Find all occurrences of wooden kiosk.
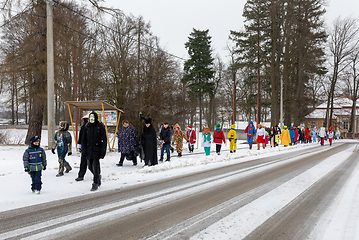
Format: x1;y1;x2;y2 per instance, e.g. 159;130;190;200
66;101;124;151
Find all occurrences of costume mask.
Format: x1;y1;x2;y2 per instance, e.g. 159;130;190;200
89;114;95;123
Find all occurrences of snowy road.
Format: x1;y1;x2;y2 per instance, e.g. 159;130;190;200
1;142;358;239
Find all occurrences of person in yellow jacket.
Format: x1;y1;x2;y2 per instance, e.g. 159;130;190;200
227;124;237;153
280;125;291;146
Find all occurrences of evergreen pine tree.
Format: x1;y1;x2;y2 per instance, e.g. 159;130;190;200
183;28;215;131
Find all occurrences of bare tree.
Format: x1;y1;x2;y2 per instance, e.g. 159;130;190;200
326;17;359;128
343;47;359;134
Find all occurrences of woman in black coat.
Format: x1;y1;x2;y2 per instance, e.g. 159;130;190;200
142;118;158;166
269;126;277;147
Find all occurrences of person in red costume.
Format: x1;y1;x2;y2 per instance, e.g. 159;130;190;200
186;126;196;153
213;123;226;155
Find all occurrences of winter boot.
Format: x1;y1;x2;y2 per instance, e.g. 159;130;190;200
178;152;182;157
75;177;84;181
116;163;123;166
98;175;102;187
230;151;233;153
159;158;163;162
165;158;170;162
91;183;98;191
64;162;72;173
56;172;64;177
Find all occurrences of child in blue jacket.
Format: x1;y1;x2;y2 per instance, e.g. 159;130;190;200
23;136;47;194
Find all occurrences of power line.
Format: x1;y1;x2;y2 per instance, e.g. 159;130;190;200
0;2;39;29
52;0;186;61
53;19;104;47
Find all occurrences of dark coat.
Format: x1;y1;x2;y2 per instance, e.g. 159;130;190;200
82;112;107;160
78;118;88;146
142;124;158;166
159;127;171;144
117;124;138;155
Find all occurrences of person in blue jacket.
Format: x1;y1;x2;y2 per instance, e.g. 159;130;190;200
23;136;47;194
312;127;318;143
289;126;295;145
244;121;256;149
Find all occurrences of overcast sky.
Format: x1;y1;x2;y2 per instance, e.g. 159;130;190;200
103;0;359;61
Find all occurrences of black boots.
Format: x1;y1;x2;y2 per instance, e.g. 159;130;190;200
91;183;98;191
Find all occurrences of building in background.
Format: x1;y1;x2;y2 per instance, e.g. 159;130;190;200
304;98;359;135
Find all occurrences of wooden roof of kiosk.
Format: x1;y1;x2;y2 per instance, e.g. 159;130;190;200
66;101;124;151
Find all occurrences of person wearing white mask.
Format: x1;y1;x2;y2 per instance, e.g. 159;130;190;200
82;111;107;191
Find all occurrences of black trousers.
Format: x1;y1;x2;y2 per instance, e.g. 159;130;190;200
88;158;101;185
119;151;137;165
216;144;221;153
78;154;87;178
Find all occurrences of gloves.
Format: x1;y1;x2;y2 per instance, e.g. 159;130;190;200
51;149;55;154
68;152;72;156
43;166;46;170
24;167;29;172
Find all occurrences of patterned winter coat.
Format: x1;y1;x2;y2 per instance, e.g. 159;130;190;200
117;124;139;155
172;123;188;153
54;131;72;158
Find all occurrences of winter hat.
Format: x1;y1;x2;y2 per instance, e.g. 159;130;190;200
29;135;40;143
59;121;69;131
145;118;152;124
204;127;210;134
230;124;236;129
216;123;221;128
283;125;287;129
188;126;192;130
306;126;309;129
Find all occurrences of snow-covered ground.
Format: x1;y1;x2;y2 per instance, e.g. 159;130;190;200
1;129;359;239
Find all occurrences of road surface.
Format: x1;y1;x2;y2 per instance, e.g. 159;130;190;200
0;142;357;239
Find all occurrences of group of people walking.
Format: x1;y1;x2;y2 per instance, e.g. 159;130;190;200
22;111;107;193
22;115;341;194
244;121;339;149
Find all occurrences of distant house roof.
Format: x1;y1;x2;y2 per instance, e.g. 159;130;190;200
305;98;359;119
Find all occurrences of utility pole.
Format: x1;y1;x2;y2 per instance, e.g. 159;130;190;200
47;0;55;149
256;72;259;128
280;75;283;128
232;79;235;124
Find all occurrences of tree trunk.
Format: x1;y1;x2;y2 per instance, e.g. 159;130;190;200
25;2;47;144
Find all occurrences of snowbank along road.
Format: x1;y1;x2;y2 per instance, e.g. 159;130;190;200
0;142;358;240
